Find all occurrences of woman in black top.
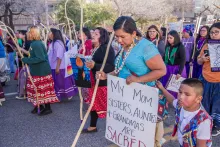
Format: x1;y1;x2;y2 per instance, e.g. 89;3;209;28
162;30;186;97
83;27;115;133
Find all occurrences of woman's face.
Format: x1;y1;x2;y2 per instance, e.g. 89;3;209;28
92;29;100;44
148;28;157;39
210;27;220;40
48;32;53;40
114;28;136;49
78;32;87;41
200;27;208;37
182;32;190;38
167;34;175;45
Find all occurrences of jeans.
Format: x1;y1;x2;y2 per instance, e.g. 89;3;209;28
8;52;15;73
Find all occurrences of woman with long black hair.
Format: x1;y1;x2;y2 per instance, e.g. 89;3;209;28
83;27;115;133
162;30;186;97
48;28;78;101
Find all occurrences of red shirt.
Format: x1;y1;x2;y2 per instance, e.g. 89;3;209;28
79;39;93;56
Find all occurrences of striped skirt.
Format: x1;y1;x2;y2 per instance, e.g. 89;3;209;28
26;74;59;106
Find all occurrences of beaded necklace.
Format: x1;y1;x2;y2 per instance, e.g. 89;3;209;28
91;45;100;57
196;39;205;51
114;42;136;74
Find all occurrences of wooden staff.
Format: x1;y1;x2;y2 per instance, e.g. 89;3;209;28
71;28;115;147
164;16;168;45
78;0;86;123
71;1;122;143
0;22;40;113
188;17;201;78
65;0;73;49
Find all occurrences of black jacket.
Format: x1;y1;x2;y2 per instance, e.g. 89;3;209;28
92;44;115;86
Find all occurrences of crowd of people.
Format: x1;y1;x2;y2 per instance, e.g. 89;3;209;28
0;16;220;147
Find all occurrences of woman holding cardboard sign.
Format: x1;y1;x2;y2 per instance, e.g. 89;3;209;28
97;16;167;147
197;22;220;137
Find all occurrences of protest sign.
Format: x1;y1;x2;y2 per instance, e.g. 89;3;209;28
166;74;185;93
168;21;182;32
208;40;220;72
70;54;92;88
106;75;159;147
64;44;78;78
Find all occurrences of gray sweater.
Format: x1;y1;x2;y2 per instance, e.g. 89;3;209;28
152;40;165;57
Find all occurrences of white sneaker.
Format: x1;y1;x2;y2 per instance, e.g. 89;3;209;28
0;98;5;102
68;96;73;100
15;96;26;100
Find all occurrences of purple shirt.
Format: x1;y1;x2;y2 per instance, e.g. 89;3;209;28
182;37;194;62
48;40;66;69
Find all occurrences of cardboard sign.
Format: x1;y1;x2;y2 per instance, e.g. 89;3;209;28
106;75;159;147
64;45;78;78
70;55;92;88
166;74;185;92
208;40;220;72
168;21;182;32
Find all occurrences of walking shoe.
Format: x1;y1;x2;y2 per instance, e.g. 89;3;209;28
82;128;98;133
31;105;44;114
212;127;220;137
38;104;52;116
68;96;73;100
15;96;26;100
38;109;52;116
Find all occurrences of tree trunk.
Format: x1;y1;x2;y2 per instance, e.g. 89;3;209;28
3;4;9;27
9;9;15;31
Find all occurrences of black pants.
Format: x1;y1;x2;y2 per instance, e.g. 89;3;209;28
90;111;98;127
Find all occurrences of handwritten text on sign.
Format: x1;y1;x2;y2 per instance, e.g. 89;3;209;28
105;75;159;147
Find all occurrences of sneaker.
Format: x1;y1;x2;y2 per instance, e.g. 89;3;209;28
68;96;73;100
0;98;5;102
15;96;26;100
212;127;220;137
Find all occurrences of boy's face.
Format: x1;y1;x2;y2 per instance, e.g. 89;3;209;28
178;84;202;110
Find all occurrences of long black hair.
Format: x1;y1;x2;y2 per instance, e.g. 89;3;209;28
196;26;209;43
83;27;92;39
166;30;182;47
113;16;142;37
95;27;109;45
50;28;65;48
161;27;167;37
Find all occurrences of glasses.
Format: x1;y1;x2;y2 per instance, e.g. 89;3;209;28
210;31;219;36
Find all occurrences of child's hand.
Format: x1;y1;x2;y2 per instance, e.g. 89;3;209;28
156;81;164;90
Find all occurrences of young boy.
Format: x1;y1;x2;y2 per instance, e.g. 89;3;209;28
156;78;212;147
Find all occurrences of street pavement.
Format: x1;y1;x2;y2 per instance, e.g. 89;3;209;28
0;76;220;147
